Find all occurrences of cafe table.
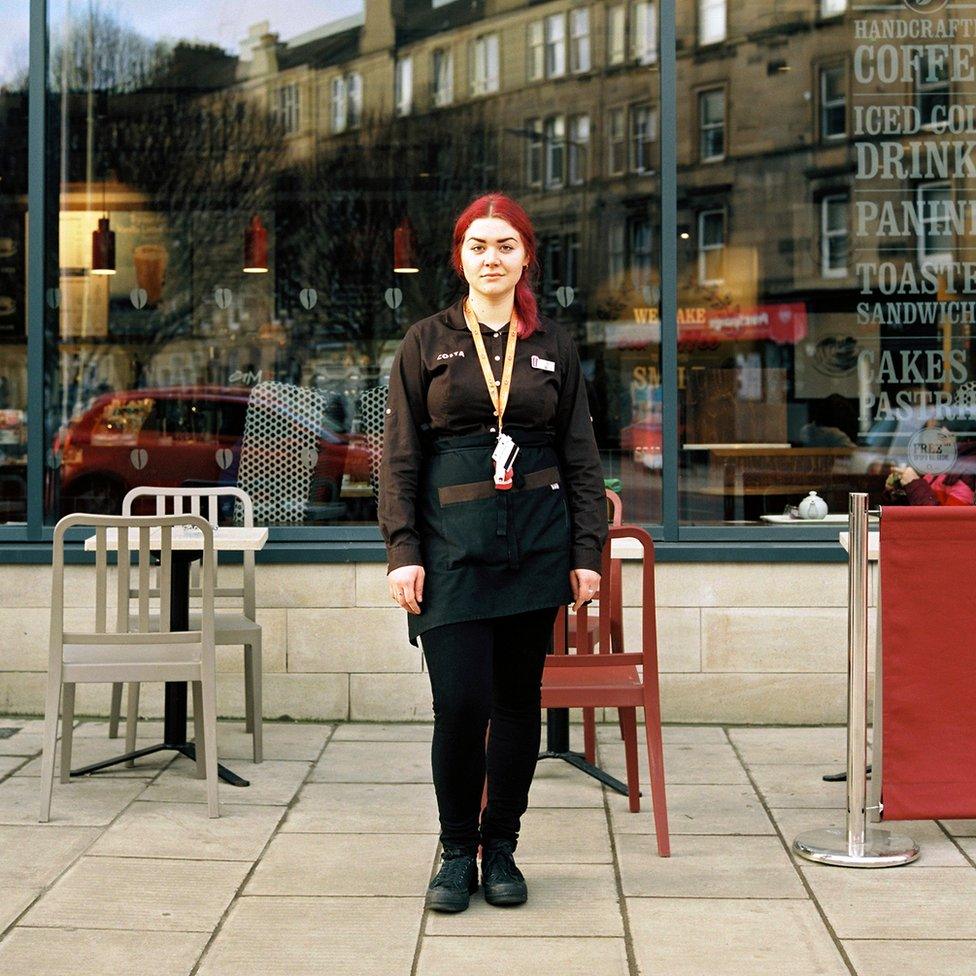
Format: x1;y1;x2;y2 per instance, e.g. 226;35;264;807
73;524;268;786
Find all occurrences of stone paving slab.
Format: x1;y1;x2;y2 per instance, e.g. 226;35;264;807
196;896;424;976
727;726;848;765
0;928;209;976
529;761;605;808
0;825;99;887
517;808;612;863
89;801;285;861
21;855;250;932
0;756;27;778
246;832;438;897
0;776;146;826
769;807;970;867
599;740;750;786
943;819;976;837
281;782;439;834
330;722;434;742
800;865;976;939
416;936;630;976
842;940;976;976
628;898;849;976
425;862;623;937
609;784;775;836
0;735;42;758
596;724;729;745
616;834;806;899
745;762;848;809
309;740;433;784
142;759;310;806
0;889;37;933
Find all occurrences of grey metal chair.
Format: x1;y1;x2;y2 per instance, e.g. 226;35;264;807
40;513;220;821
108;486;263;763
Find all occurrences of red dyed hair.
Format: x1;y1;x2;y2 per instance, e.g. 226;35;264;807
451;192;541;338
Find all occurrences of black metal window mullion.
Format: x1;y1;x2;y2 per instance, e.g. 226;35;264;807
26;0;48;541
659;0;678;541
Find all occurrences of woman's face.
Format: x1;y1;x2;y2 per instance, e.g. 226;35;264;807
459;217;527;303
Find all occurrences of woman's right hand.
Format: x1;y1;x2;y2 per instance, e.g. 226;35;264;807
388;565;425;615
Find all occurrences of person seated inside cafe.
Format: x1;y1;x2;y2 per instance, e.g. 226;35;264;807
886;440;976;506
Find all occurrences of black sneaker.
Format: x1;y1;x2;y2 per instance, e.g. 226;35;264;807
426;846;479;913
481;839;528;907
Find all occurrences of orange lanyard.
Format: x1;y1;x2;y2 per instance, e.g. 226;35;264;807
462;299;519;434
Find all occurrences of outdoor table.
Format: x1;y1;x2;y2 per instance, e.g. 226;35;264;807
540;537;643;797
72;524;268;786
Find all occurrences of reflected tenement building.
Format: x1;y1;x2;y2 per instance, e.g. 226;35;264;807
3;0;974;529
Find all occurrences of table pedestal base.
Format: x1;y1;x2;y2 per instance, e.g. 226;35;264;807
538;708;632;797
70;742;250;787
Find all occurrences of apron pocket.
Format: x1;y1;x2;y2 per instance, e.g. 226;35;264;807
441;494;511;568
512;480;571;558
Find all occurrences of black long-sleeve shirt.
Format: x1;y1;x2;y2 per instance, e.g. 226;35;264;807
379;298;608;573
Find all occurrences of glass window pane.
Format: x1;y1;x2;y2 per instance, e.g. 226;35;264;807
43;0;660;531
0;1;28;524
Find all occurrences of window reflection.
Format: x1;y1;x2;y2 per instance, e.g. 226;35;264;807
44;1;663;526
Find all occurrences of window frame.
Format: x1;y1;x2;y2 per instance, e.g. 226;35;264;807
471;33;500;96
544;114;566;189
545;13;567;79
527;19;545;82
394;56;413;117
630;103;656;174
432;47;454;107
570;7;591;74
607;4;627;65
820;193;849;279
698;0;727;47
697;208;726;285
608;106;627;175
819;63;847;142
632;0;657;65
526;117;544;187
698;87;726;163
568;113;590;185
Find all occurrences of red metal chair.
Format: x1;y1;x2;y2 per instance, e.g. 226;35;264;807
542;525;670;856
568;489;624;764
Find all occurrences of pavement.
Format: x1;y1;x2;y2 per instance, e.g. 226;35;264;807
0;717;974;976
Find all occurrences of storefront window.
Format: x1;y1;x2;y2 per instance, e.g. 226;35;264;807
678;1;976;527
0;2;28;525
44;0;662;528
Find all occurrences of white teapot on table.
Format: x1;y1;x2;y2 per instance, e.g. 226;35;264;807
797;491;829;520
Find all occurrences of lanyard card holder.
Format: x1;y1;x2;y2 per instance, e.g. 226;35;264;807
492;434;519;490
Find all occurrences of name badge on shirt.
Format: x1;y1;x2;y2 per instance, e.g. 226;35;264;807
531;355;555;372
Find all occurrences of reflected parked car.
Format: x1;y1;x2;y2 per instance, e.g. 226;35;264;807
52;386;372;517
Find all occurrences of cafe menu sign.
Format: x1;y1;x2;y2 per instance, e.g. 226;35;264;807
853;0;976;435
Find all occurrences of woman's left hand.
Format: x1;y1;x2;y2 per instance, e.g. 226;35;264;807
571;568;601;612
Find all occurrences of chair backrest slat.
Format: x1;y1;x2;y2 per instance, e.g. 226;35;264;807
159;524;172;633
94;526;107;633
137;526;151;631
114;525;129;634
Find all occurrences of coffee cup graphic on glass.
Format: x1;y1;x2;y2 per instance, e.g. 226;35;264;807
133;244;168;306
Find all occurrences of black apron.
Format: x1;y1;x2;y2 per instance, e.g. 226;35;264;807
408;429;574;645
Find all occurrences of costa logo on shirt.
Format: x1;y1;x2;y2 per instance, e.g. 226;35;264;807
435;350;466;361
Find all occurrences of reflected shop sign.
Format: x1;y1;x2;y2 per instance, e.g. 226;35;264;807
618;302;808;348
853;0;976;472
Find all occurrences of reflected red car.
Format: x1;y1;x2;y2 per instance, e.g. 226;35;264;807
52;386;372;517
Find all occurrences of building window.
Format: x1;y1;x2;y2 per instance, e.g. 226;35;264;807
918;182;953;267
820;65;846;140
569;114;590;185
821;194;848;278
471;34;500;95
528;20;545;81
546;14;567;78
608;108;626;175
698;209;726;284
432;48;453;107
527;118;543;186
570;8;591;73
698;0;726;46
633;1;656;64
567;233;580;289
608;4;626;65
609;223;626;285
821;0;847;16
630;105;656;174
272;83;299;135
330;74;360;133
699;88;725;162
474;127;498;187
630;219;653;288
544;115;566;188
395;56;413;117
543;236;565;295
915;49;950;128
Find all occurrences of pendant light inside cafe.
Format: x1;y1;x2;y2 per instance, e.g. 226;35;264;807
393;216;419;274
243;214;269;274
91;177;115;275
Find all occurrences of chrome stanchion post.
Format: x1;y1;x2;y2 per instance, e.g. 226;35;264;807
793;493;919;868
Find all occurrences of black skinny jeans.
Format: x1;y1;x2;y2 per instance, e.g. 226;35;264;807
420;605;559;853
